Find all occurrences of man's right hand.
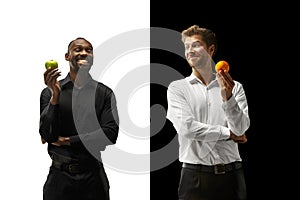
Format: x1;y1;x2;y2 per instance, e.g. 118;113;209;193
229;131;247;144
44;68;61;104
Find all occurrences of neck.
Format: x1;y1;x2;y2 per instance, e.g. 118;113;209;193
192;66;213;86
69;67;90;89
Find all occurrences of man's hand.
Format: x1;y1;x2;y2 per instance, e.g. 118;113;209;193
44;68;61;104
41;137;46;144
216;70;235;101
229;131;247;144
51;136;71;146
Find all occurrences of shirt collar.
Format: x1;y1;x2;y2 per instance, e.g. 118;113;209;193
186;73;201;84
60;73;72;87
60;73;95;89
187;73;218;85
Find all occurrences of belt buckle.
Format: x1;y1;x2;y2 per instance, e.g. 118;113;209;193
214;164;225;175
68;164;80;174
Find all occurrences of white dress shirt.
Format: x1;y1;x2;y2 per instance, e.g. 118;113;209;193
166;73;250;165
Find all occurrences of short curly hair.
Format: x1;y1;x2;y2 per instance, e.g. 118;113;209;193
67;37;93;52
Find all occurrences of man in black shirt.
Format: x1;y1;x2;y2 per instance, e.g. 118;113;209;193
40;37;119;200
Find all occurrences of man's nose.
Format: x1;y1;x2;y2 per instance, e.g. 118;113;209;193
187;46;194;53
80;49;88;55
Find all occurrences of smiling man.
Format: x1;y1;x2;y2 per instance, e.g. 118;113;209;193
166;25;249;200
39;37;119;200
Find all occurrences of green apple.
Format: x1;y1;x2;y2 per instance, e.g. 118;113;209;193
45;60;58;69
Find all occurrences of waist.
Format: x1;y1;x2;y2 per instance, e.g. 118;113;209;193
48;148;101;162
50;152;101;174
183;161;242;175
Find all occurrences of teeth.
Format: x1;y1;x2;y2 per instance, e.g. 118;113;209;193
78;60;88;64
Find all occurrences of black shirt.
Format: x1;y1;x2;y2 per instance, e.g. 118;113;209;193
39;73;119;163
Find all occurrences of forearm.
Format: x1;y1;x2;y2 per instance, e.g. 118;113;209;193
69;125;119;150
39;103;60;143
168;113;230;141
223;95;250;136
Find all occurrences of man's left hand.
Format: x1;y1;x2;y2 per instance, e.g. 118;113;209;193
216;70;235;101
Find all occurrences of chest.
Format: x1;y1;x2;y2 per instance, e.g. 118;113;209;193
58;87;105;117
187;84;221;108
183;83;226;123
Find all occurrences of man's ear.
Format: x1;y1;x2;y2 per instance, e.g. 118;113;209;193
208;45;215;57
65;53;69;61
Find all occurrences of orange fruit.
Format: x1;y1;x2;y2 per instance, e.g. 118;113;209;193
215;60;230;72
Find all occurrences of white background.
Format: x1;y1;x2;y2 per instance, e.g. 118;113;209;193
0;0;150;199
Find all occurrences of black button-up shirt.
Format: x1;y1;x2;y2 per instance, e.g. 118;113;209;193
39;73;119;163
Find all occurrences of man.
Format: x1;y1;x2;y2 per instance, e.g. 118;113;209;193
166;25;249;199
40;37;119;200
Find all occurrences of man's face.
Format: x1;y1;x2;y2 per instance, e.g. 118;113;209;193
66;39;94;72
184;35;211;68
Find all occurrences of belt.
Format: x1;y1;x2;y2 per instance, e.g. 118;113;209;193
51;160;87;174
183;161;242;175
50;153;100;174
50;152;79;163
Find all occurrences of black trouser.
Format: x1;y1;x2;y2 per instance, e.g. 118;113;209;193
178;162;247;200
43;162;110;200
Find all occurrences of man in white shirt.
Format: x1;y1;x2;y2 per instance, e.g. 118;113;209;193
167;25;249;200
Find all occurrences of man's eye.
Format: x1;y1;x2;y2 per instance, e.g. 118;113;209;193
192;43;200;48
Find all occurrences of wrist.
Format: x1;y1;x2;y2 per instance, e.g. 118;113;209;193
229;131;235;140
50;94;59;105
65;137;70;146
225;93;233;101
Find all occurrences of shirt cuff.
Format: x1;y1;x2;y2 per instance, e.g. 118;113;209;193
47;103;59;114
69;135;83;147
222;95;236;110
220;126;231;140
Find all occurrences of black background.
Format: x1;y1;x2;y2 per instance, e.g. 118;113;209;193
150;2;296;199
